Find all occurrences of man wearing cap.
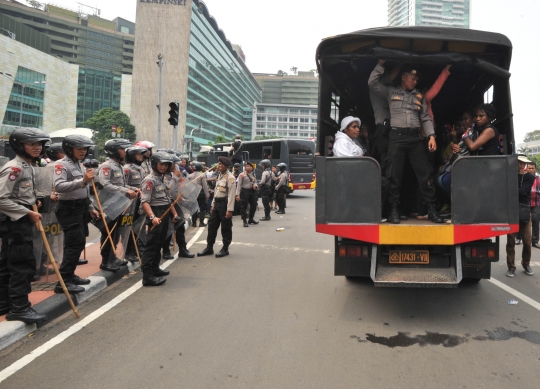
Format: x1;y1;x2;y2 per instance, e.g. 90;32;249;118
198;156;236;258
369;60;443;224
236;162;259;227
506;154;535;277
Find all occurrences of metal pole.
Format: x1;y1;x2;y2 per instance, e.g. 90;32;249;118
157;54;163;148
19;83;25;128
189;128;194;161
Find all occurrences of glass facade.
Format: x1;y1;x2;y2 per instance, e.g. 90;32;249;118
76;68;122;125
254;104;317;140
2;66;45;129
186;1;261;148
388;0;470;28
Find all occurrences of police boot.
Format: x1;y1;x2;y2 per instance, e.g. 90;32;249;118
179;247;195;258
153;268;170;277
192;219;197;228
260;212;271;221
162;249;174;260
77;259;88;265
142;274;166;287
200;217;207;227
216;246;229;258
54;280;85;294
276;209;285;214
197;246;214;257
125;253;139;263
243;219;249;227
100;259;120;272
428;203;444;223
388;203;400;224
248;218;259;225
6;307;47;324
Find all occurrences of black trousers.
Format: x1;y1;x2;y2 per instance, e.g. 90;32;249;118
276;187;287;211
56;203;90;279
261;187;271;216
0;216;35;312
372;123;389;174
99;218;117;264
240;188;257;220
386;130;436;205
192;194;207;223
206;198;232;248
142;207;171;275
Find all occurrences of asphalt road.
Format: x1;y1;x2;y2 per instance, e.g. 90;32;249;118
1;191;539;388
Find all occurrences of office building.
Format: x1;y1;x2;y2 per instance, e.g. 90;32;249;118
131;0;261;151
0;0;135;127
517;140;540;157
0;34;78;135
254;71;319;106
253;103;318;141
388;0;470;28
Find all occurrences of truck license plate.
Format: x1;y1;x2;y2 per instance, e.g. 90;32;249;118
298;185;306;189
389;250;429;264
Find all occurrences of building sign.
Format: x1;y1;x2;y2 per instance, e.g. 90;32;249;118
140;0;187;5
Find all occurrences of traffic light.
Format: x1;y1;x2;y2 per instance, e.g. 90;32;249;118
168;102;179;126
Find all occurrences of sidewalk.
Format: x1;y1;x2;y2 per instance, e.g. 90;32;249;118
0;222;198;352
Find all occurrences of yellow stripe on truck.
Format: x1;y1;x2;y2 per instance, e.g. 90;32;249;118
379;224;454;245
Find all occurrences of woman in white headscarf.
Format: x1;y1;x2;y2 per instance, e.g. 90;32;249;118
332;116;366;157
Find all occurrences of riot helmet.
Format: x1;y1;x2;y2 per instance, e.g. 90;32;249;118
192;161;203;172
125;146;148;164
260;159;271;169
62;135;94;159
134;140;155;159
9;128;50;161
150;151;173;171
46;142;64;161
104;138;132;159
277;162;287;172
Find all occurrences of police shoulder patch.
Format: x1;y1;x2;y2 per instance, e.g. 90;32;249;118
145;181;153;192
102;167;110;176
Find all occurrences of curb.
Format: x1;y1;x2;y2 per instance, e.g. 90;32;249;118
0;261;141;352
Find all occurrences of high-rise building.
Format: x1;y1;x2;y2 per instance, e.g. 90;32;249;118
131;0;261;151
254;71;319;106
388;0;470;28
0;0;135;127
253;103;318;141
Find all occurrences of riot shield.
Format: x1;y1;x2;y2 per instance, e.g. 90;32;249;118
108;199;137;266
90;189;132;230
132;213;149;246
176;180;201;220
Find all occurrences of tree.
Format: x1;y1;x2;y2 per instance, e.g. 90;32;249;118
523;130;540;143
83;108;136;156
277;70;288;76
518;146;528;154
290;66;298;75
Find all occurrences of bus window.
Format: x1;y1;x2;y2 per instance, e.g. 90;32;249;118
268;141;281;159
287;140;314;155
243;143;263;161
262;146;272;159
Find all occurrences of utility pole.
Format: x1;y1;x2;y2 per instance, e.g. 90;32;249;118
156;54;164;148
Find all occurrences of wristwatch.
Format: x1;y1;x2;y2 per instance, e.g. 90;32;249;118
149;215;155;220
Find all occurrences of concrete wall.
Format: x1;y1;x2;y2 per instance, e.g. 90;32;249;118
120;74;132;118
0;35;78;135
131;0;192;147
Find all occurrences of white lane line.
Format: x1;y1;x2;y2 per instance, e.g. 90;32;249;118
0;228;206;384
194;240;332;254
488;277;540;312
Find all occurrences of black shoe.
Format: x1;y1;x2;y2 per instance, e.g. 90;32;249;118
276;210;285;214
54;281;85;294
153;269;170;277
6;307;47;324
162;252;174;260
71;275;91;285
260;216;271;221
100;263;120;272
388;204;400;224
248;219;259;225
192;221;197;228
114;259;129;267
197;246;214;257
523;264;534;276
77;259;88;265
125;253;139;263
200;221;207;227
515;238;521;245
142;275;166;286
243;220;249;227
33;274;41;282
179;249;195;258
427;204;444;223
215;248;229;258
532;242;540;249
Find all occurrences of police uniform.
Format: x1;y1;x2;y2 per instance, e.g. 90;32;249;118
236;168;258;223
124;162;145;261
0;155;39;314
189;171;209;226
368;64;439;220
275;170;289;213
54;157;95;282
259;168;275;220
98;158;138;266
141;172;173;276
200;160;236;256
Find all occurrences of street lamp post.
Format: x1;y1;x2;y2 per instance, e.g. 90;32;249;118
189;124;203;161
156;54;164;148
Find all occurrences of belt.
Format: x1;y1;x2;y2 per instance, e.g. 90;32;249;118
59;199;89;206
15;203;32;210
214;197;227;202
391;127;420;135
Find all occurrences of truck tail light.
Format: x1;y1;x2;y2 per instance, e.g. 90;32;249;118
463;244;496;259
338;245;370;258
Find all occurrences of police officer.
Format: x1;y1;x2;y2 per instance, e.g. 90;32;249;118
123;146;147;263
369;60;443;224
161;152;181;259
134;140;155;176
140;152;183;286
189;162;209;227
98;138;138;271
45;142;65;162
54;135;100;294
229;135;243;167
197;156;236;258
275;163;289;214
0;128;49;323
236;161;259;227
259;159;275;221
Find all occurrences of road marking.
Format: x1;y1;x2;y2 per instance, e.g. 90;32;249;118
0;227;206;383
498;261;540;267
195;240;332;254
488;277;540;312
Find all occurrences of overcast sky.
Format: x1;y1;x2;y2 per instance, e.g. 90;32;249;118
44;0;540;143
